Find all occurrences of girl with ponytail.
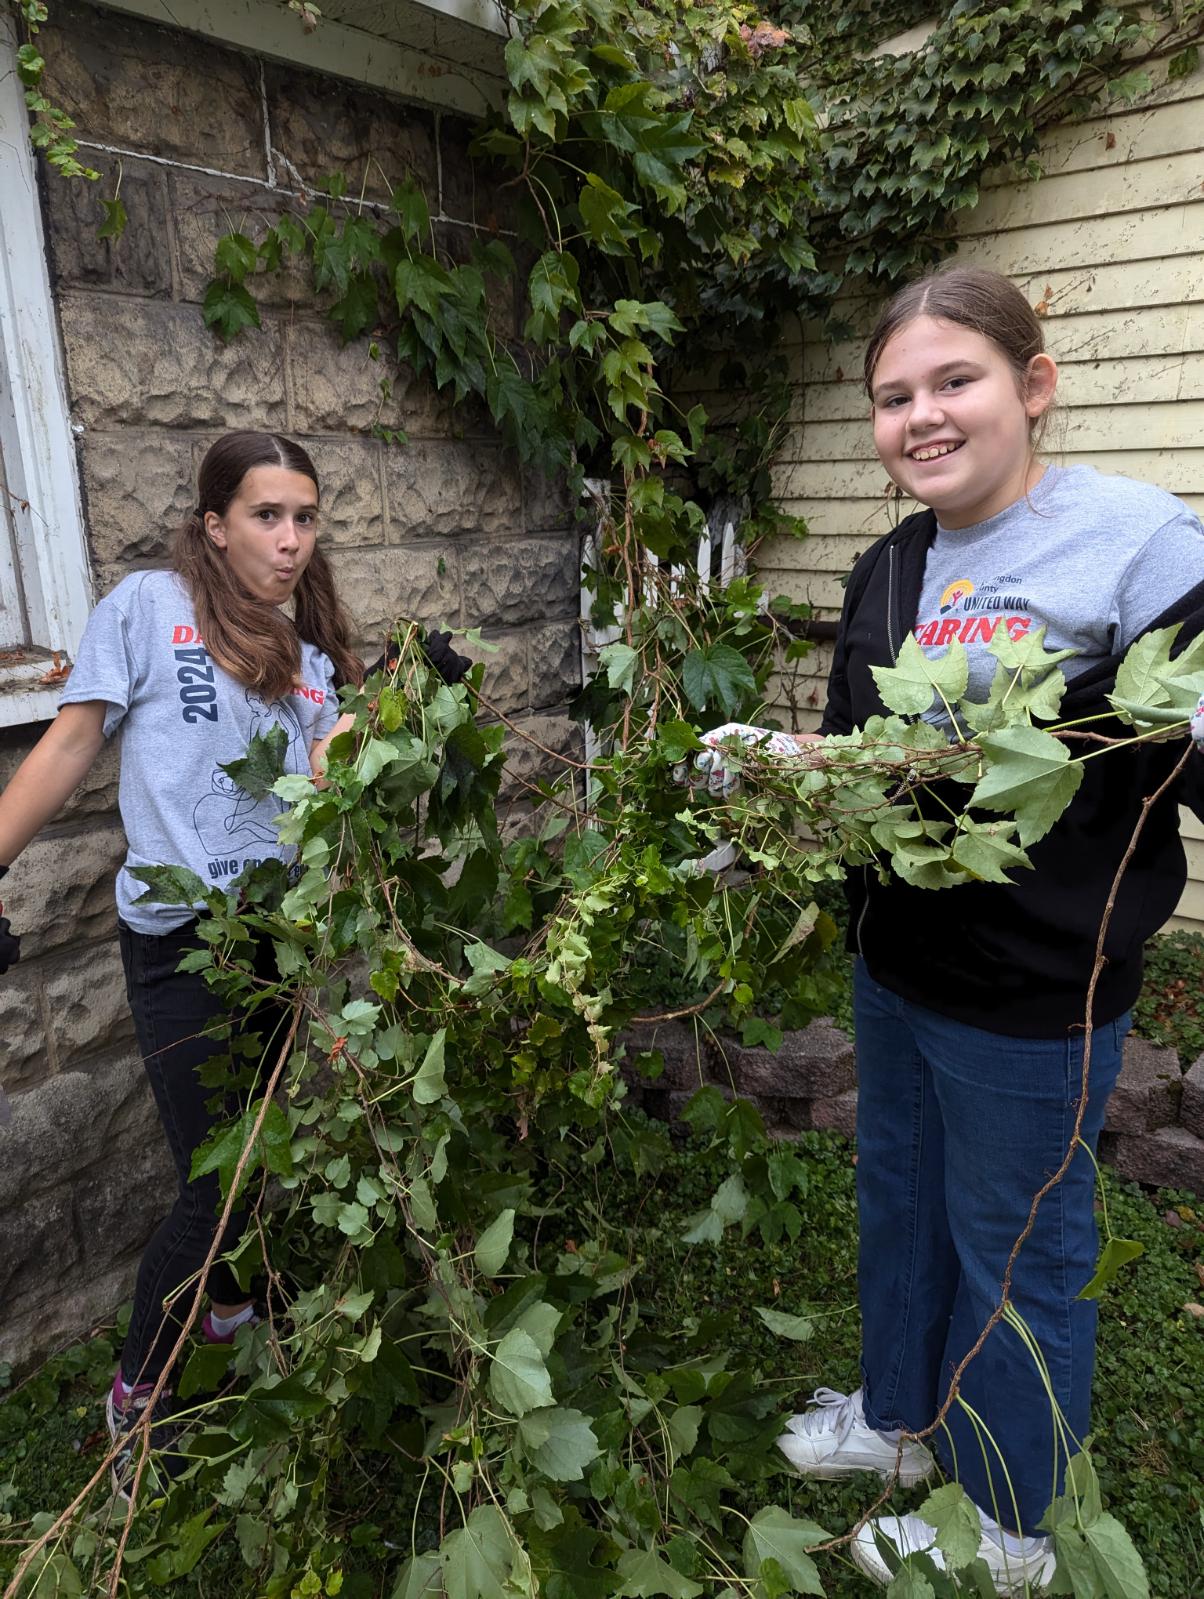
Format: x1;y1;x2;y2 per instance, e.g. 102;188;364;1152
0;431;364;1497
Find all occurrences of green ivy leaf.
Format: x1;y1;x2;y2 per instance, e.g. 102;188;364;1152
600;642;640;696
220;724;289;800
742;1506;828;1596
441;1506;514;1599
871;634;968;718
1076;1236;1144;1300
969;726;1084;846
412;1029;447;1104
214;231;258;283
615;1548;703;1598
97;195;127;241
753;1306;814;1341
916;1483;982;1570
518;1405;601;1480
488;1327;554;1416
681;644;756;715
474;1207;516;1276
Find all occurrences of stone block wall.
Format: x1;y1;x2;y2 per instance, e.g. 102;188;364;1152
0;0;580;1365
625;1021;1204;1195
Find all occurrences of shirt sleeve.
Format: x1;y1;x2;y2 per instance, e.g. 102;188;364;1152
1110;509;1204;650
58;587;139;738
311;651;340;744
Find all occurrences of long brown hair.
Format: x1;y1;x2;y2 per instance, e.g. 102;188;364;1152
174;432;362;701
863;265;1052;446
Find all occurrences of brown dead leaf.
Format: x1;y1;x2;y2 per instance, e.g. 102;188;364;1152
1182;1301;1204;1319
1195;1261;1204;1289
1105;131;1117;150
38;650;71;685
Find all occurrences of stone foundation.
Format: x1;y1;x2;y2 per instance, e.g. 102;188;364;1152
624;1020;1204;1196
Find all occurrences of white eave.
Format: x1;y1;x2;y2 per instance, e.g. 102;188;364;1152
98;0;511;117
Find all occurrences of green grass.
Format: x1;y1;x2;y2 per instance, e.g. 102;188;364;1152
2;1126;1201;1596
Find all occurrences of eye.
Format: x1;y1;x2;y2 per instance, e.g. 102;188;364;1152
942;375;971;391
881;394;909;408
256;508;276;522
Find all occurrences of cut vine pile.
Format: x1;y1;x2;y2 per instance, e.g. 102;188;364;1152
7;618;1202;1599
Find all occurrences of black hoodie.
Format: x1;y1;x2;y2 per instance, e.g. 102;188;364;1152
821;508;1204;1036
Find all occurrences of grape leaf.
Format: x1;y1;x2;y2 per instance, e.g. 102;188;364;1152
488;1328;554;1416
916;1483;982;1570
742;1506;828;1595
969;725;1084;845
517;1405;601;1481
871;634;969;717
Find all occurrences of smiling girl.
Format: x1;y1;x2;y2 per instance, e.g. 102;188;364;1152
694;267;1204;1592
0;431;362;1495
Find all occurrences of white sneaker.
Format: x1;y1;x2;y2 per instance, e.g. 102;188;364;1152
851;1511;1057;1595
776;1387;935;1487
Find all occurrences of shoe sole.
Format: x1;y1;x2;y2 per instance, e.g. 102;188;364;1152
777;1443;935;1488
849;1532;1052;1596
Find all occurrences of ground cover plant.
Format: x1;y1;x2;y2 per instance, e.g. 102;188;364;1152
2;1125;1202;1597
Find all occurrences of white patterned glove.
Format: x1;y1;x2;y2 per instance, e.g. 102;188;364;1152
1192;694;1204;749
674;722;804;797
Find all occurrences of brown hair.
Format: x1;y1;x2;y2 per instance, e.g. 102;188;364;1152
174;431;362;701
863;265;1049;440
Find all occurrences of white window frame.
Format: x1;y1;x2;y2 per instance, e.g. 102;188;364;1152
0;12;94;726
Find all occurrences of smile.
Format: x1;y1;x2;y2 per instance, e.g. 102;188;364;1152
909;441;965;462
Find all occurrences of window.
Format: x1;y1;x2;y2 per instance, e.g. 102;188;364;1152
0;13;93;725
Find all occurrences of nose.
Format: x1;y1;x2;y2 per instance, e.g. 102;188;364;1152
908;388;945;431
277;518;302;551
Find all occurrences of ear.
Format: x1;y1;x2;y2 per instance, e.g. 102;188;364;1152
1024;352;1058;419
204;511;228;550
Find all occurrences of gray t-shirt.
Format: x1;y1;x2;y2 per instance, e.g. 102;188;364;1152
61;571;339;932
915;465;1204;722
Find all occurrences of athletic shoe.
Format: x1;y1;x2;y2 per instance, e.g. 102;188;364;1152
851;1511;1057;1594
105;1370;188;1501
776;1386;935;1487
200;1307;262;1345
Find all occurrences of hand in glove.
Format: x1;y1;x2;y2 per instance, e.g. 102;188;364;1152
0;866;18;976
367;628;473;687
674;722;808;798
1192;694;1204;750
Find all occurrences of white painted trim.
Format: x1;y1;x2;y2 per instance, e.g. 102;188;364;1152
96;0;507;118
0;15;94;729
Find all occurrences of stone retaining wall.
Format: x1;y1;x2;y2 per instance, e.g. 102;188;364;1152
0;0;580;1365
625;1019;1204;1194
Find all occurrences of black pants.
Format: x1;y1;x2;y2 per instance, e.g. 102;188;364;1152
118;919;278;1387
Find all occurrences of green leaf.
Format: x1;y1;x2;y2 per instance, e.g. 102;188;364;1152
391;1554;443;1599
680;644;756;715
128;862;210;908
599;641;639;696
1112;627;1177;711
616;1548;703;1598
518;1405;601;1481
969;725;1085;846
916;1483;981;1570
885;1571;935;1598
178;1340;234;1400
949;817;1030;884
871;634;968;718
215;231;258;283
753;1306;814;1341
1076;1236;1144;1300
1054;1512;1150;1599
743;1506;829;1595
441;1506;514;1599
98;196;127;241
474;1208;516;1276
488;1327;554;1417
413;1028;447;1104
220;724;289;800
666;1404;701;1459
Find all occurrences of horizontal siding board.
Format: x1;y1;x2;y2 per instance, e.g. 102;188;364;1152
959;150;1204;236
956;200;1204;277
983;89;1204;185
777;451;1204;497
806;353;1204;421
796;402;1204;462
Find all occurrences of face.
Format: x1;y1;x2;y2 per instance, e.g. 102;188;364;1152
870;315;1057;529
204;464;319;603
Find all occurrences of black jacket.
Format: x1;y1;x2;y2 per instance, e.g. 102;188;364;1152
821;508;1204;1036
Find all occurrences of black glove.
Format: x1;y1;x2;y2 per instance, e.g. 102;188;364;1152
0;866;18;975
367;628;473;686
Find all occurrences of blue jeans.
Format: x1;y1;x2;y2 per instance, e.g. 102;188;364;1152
853;961;1127;1534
